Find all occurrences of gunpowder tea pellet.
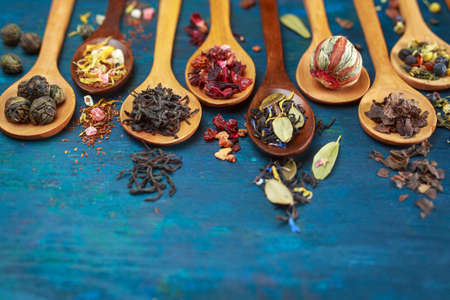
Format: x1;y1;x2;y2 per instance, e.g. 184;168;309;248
29;96;56;125
17;75;50;101
49;84;65;105
20;32;41;54
4;96;30;123
1;24;21;46
0;53;22;74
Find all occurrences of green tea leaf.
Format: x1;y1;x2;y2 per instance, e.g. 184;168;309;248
272;117;293;143
280;14;311;39
259;93;286;111
281;159;297;182
312;136;341;180
264;179;294;205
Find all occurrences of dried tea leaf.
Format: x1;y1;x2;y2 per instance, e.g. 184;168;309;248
377;168;390;178
398;194;409;202
281;159;297;182
312;136;341;180
289;106;305;129
259;93;286;111
280;14;311;39
264;179;294;205
272;117;293;143
335;17;354;29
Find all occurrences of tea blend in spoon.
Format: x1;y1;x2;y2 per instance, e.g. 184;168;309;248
249;92;305;147
122;83;199;139
365;92;429;138
187;45;253;99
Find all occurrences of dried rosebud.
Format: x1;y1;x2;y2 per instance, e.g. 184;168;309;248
91;107;105;121
1;24;22;46
4;96;30;123
49;84;65;105
0;53;22;74
20;32;41;54
17;75;50;101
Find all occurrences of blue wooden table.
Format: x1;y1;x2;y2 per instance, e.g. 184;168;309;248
0;0;449;299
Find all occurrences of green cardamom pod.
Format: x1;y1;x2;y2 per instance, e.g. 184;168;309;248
312;136;341;180
280;14;311;39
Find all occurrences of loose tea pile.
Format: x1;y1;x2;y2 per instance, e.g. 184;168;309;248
184;13;208;46
250;92;305;147
398;40;449;80
253;158;318;233
123;84;199;138
203;114;247;163
427;92;449;129
365;92;428;138
73;37;127;87
118;145;182;202
188;45;253;99
370;140;445;218
79;98;119;146
4;75;65;125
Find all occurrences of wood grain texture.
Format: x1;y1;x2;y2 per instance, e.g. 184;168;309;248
70;0;134;95
353;0;436;146
0;0;76;140
184;0;256;107
0;0;449;299
120;0;202;146
390;0;450;91
246;0;315;157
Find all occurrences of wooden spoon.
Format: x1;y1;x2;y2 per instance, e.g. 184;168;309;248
0;0;76;140
390;0;449;91
70;0;134;95
120;0;202;146
353;0;436;146
296;0;370;104
184;0;256;107
246;0;315;157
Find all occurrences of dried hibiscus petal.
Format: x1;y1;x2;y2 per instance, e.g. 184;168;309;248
184;13;209;46
203;128;217;141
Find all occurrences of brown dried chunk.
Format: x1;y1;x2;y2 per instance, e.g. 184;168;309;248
335;17;354;29
240;0;256;9
398;194;409;202
369;150;384;162
391;174;406;189
377;168;390;178
415;198;434;217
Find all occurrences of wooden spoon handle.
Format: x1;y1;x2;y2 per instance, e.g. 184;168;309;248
398;0;428;36
259;0;287;78
150;0;181;74
303;0;332;45
90;0;126;40
209;0;233;39
353;0;394;81
35;0;75;71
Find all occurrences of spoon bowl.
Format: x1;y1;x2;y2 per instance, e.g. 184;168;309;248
70;0;134;95
0;0;76;140
296;0;370;104
390;0;449;91
184;0;256;107
120;0;202;146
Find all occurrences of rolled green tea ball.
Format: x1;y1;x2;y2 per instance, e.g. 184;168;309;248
17;75;50;101
4;96;30;123
29;96;56;125
1;24;22;46
79;24;94;40
49;84;65;105
0;53;22;74
20;32;41;54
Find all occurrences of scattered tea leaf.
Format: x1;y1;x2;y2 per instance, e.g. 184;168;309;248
377;168;390;178
280;14;311;39
272;117;293;143
264;179;294;205
398;194;409;202
281;159;297;182
312;136;341;180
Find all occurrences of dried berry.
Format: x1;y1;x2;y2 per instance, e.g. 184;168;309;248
0;53;22;74
49;84;65;105
435;56;448;67
404;55;417;65
17;75;50;101
20;32;41;54
29;96;56;125
1;24;21;46
398;49;411;61
4;96;30;123
433;63;447;77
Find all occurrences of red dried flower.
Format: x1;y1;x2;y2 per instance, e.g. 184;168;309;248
203;128;218;141
184;13;209;46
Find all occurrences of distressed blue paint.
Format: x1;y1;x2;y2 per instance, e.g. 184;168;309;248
0;0;449;299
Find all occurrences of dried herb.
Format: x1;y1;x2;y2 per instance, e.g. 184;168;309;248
4;96;30;123
0;53;22;74
49;84;65;106
188;45;253;99
365;92;428;138
398;194;409;202
117;145;182;202
29;96;56;125
1;24;22;46
427;92;450;130
312;136;341;180
17;75;50;101
123;84;199;138
280;14;310;39
281;159;297;182
316;118;336;135
377;168;390;178
20;33;41;54
335;17;354;29
184;13;208;46
415;198;434;218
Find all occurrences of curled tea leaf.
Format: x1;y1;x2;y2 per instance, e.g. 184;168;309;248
264;179;294;205
281;159;297;182
312;136;341;180
272;117;293;143
280;14;311;39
